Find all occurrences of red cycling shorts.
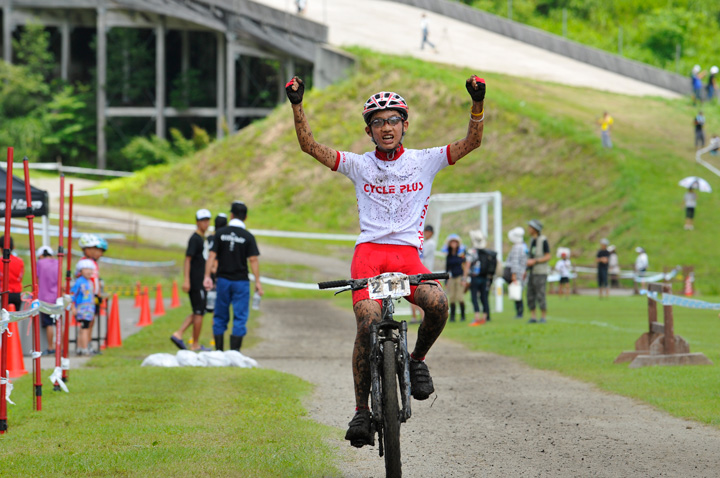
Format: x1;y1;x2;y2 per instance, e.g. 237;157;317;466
350;242;433;306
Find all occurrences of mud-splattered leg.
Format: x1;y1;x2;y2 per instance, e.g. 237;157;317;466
352;299;382;408
412;283;449;359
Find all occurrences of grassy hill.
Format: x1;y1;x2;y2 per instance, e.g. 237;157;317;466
94;48;720;290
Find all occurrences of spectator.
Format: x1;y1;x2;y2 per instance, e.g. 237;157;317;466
203;201;262;352
420;13;437;52
465;229;498;326
205;213;228;315
0;235;24;312
691;65;705;105
75;234;107;354
526;219;551;324
442;234;466;322
596;238;610;299
694;111;706;149
707;66;718;102
684;185;697;230
608;245;620;288
171;209;212;351
72;259;97;356
295;0;306;14
506;227;527;319
634;246;649;290
36;245;59;355
598;111;613;148
411;225;437;323
554;248;572;299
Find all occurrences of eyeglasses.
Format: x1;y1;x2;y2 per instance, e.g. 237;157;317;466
369;116;404;128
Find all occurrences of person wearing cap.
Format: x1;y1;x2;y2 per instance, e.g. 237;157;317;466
596;238;611;299
554;248;572;299
204;213;228;315
506;227;527;319
634;247;649;290
36;245;59;355
0;235;24;313
691;65;705;106
72;259;97;355
76;234;107;353
707;66;718;102
526;220;551;323
465;229;498;326
608;245;620;288
203;201;262;353
171;209;212;351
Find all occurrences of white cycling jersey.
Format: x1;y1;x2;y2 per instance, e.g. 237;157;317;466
333;145;453;251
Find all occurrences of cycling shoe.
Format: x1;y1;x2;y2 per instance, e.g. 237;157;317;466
410;359;435;400
345;409;375;448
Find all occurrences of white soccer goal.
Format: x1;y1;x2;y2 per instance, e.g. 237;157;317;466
425;192;504;312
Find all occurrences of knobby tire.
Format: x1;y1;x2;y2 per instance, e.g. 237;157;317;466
382;339;402;477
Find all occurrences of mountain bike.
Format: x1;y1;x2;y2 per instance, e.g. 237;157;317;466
318;271;448;478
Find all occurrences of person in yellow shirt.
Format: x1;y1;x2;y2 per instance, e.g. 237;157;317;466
599;111;613;148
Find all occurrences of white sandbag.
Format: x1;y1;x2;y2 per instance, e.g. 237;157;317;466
176;350;205;367
141;353;180;367
224;350;259;368
198;350;231;367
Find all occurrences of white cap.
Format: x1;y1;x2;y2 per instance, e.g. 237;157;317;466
711;66;719;75
635;246;644;253
77;258;95;270
36;245;54;256
693;65;701;74
196;208;211;220
600;238;609;245
507;226;525;244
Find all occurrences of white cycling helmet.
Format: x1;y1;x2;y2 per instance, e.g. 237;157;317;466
362;92;409;125
78;233;101;249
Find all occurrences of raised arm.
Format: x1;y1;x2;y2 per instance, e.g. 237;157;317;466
448;75;486;164
285;77;338;169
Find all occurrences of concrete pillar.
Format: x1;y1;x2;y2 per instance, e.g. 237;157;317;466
96;3;107;170
281;58;295;103
155;17;166;139
216;31;225;138
3;0;12;64
60;17;70;81
225;33;235;133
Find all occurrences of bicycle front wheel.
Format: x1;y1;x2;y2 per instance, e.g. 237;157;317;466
382;340;402;477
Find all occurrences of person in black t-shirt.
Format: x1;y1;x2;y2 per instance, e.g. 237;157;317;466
596;238;611;299
203;201;262;352
171;209;212;351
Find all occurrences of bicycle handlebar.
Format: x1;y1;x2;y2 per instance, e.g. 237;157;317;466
317;272;449;290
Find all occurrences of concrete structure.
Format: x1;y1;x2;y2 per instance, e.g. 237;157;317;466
0;0;355;168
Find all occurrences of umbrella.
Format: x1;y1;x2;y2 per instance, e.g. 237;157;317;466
678;176;712;193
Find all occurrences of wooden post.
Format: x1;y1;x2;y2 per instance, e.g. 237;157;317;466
216;31;225;138
96;2;107;170
155;17;166;139
662;283;675;354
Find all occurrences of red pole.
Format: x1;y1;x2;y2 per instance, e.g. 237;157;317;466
22;158;42;410
54;176;64;391
1;147;14;434
62;184;73;382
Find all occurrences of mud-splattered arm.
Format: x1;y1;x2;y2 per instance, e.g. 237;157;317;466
448;75;485;164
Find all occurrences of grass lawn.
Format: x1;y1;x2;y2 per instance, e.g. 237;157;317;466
0;305;341;478
439;292;720;427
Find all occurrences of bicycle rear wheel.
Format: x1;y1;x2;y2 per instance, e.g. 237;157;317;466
382;340;402;477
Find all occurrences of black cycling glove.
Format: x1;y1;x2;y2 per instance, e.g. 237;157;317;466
285;76;305;105
465;75;486;102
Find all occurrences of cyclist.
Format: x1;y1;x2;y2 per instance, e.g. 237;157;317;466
286;74;486;447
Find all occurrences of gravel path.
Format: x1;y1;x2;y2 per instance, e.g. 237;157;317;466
249;299;720;477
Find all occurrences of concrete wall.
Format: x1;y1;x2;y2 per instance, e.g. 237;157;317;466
390;0;691;95
314;46;356;90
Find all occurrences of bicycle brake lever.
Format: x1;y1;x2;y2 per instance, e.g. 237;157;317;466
333;287;352;296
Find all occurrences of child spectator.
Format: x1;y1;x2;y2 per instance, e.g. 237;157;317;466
0;235;24;312
75;234;107;353
554;248;572;299
72;259;97;355
36;245;59;355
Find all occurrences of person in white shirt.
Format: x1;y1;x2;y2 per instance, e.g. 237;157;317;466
554;249;572;299
286;74;486;448
634;246;649;289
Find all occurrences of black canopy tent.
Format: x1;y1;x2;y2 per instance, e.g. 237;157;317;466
0;168;49;218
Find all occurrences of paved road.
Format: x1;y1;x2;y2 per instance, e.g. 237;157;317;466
257;0;678;98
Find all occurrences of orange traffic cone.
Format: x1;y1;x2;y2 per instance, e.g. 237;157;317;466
103;294;122;349
170;280;181;308
136;287;152;327
134;282;141;308
69;311;78;327
3;305;28;378
153;283;166;317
